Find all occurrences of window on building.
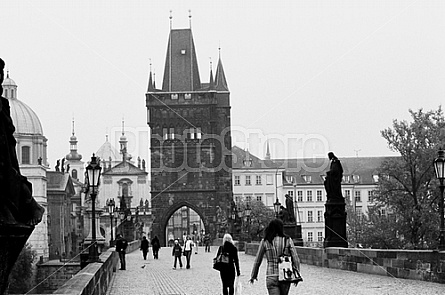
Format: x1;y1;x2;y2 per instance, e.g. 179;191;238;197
368;190;373;202
266;174;274;185
4;89;7;97
72;169;78;180
307;191;313;202
234;194;242;203
343;175;350;183
353;175;360;183
355;191;361;202
256;175;262;185
196;127;202;139
373;174;379;183
317;232;323;242
171;94;178;99
185;93;191;99
234;175;240;186
307;211;313;222
256;194;262;202
21;146;30;164
317;210;323;222
163;127;168;140
245;194;252;203
287;191;294;197
316;190;323;202
302;175;312;183
344;190;351;202
356;207;363;218
266;194;274;206
308;232;313;242
169;127;175;139
245;175;251;185
297;191;303;202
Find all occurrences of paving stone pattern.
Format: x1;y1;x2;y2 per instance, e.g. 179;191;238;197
107;246;444;295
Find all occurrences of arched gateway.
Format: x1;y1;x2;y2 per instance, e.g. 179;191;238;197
146;19;233;246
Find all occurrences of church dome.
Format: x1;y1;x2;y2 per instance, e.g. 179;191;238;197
2;76;44;135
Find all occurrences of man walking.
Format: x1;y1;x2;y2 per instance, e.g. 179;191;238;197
115;234;128;270
140;236;149;260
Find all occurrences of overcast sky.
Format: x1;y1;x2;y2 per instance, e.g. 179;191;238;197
2;0;445;168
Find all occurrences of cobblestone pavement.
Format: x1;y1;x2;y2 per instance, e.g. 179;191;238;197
107;246;444;295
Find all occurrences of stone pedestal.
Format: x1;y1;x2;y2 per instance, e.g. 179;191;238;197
0;224;34;294
283;224;304;246
324;200;348;248
83;208;106;253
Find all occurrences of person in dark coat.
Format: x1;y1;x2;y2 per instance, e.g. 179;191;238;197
115;234;128;270
151;235;160;259
204;233;211;252
217;233;240;295
172;239;183;269
140;236;149;260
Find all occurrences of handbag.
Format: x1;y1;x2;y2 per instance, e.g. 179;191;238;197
277;237;303;282
213;246;230;271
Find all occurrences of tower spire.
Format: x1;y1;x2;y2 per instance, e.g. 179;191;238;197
189;9;192;28
147;59;155;91
265;140;271;160
209;58;214;90
215;48;229;91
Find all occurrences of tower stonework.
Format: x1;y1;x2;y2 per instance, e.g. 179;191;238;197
146;26;233;245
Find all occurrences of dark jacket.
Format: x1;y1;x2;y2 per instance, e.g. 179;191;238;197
140;238;149;251
151;237;160;250
217;241;240;276
116;237;128;253
172;244;182;257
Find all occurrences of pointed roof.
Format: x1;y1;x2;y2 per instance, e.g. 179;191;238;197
209;67;215;90
162;28;201;92
215;57;229;91
147;71;155;92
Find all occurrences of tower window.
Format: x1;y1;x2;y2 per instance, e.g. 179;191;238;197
72;169;78;180
171;94;178;100
185;93;191;99
4;89;7;98
21;146;30;164
181;49;186;55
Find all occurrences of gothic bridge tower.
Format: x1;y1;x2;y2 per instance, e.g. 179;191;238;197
146;18;233;245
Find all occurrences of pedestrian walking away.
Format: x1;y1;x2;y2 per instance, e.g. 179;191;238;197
172;239;183;269
183;236;194;269
151;235;160;259
204;233;211;252
216;233;240;295
140;236;149;260
115;234;128;270
249;219;301;295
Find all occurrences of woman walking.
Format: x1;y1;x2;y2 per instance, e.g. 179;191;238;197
217;233;240;295
249;219;301;295
183;236;194;269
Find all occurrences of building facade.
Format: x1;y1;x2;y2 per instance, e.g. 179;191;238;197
232;146;396;246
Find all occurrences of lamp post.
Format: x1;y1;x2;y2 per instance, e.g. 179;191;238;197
274;198;281;219
85;154;102;262
433;149;445;251
106;199;115;246
245;204;251;242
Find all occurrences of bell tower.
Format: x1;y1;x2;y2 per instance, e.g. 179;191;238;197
146;15;233;245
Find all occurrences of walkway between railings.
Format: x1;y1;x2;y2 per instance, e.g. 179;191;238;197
106;245;444;295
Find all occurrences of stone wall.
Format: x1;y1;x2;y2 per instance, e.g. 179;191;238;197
32;240;139;294
245;243;445;284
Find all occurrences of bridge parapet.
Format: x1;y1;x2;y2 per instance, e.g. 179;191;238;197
245;243;445;284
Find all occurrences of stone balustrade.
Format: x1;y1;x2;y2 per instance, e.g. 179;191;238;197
245;243;445;284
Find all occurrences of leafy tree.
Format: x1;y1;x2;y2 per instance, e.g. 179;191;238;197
235;200;275;241
375;107;445;249
8;243;36;294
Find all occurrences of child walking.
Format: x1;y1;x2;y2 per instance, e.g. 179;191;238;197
172;239;183;269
